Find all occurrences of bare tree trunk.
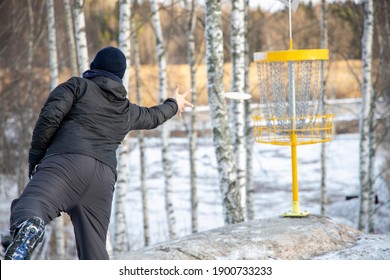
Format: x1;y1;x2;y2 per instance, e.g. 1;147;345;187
183;0;198;233
205;0;243;224
369;0;390;234
113;0;132;253
17;0;35;196
119;0;131;90
131;5;150;247
47;0;58;90
358;0;374;232
367;95;376;234
243;0;254;221
320;0;328;216
230;0;247;220
26;0;35;118
150;0;176;239
370;0;390;232
46;0;65;259
63;0;78;76
73;0;89;74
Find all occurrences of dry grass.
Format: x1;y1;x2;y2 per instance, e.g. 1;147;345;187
326;59;362;99
128;59;362;107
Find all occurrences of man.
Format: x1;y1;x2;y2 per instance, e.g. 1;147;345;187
5;46;192;260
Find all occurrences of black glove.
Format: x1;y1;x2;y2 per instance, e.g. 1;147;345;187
28;164;36;179
28;148;46;179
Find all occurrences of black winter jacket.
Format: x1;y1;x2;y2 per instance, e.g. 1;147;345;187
29;76;178;175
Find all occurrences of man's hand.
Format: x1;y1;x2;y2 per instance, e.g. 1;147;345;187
172;84;193;116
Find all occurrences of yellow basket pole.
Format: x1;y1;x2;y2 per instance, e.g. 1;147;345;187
291;133;298;201
282;121;310;217
291;132;299;212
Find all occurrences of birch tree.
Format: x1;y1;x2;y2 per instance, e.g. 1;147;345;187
358;0;375;233
243;0;254;221
14;0;40;197
375;0;390;144
47;0;58;91
320;0;328;216
113;0;132;253
150;0;176;239
63;0;78;76
230;0;247;220
365;0;390;233
17;0;35;196
183;0;199;233
46;0;65;259
205;0;243;224
131;12;150;246
73;0;89;74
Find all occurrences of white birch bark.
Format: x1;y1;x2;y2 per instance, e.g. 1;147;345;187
73;0;89;74
150;0;176;239
358;0;374;232
320;0;328;216
63;0;78;76
205;0;243;224
113;0;132;253
230;0;247;220
47;0;58;91
46;0;65;259
131;6;150;247
183;0;198;233
119;0;131;90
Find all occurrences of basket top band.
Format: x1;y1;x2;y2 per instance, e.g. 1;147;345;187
254;49;329;62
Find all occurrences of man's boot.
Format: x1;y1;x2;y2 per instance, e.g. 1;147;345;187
5;217;45;260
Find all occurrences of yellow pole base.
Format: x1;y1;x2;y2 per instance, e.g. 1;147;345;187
281;201;310;217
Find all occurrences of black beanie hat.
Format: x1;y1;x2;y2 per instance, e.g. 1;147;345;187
90;46;127;79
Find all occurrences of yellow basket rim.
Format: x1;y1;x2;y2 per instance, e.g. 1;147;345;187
254;49;329;62
252;114;335;120
252;114;335;146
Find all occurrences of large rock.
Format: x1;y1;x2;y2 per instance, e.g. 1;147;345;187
113;215;362;260
314;234;390;259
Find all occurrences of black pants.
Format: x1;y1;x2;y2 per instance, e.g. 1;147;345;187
10;154;115;260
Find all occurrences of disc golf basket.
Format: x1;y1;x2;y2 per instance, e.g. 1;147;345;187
252;2;334;217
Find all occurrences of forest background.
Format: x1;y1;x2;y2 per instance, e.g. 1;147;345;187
1;0;379;178
0;0;389;259
1;0;372;107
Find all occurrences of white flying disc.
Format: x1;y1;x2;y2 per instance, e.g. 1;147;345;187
224;92;252;100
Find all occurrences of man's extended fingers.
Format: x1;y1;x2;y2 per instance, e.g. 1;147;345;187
173;86;194;116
